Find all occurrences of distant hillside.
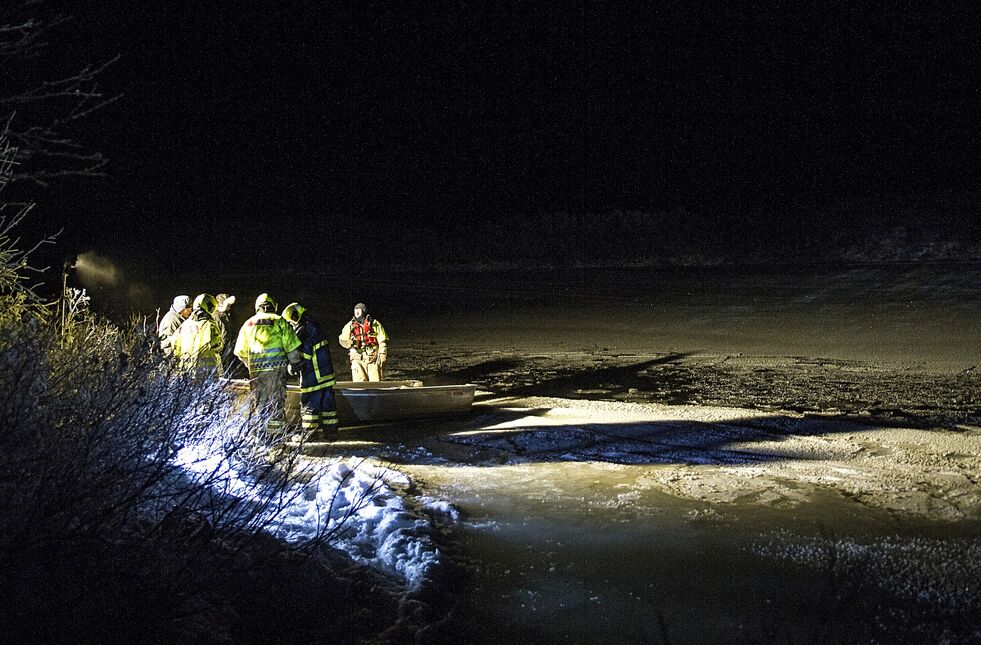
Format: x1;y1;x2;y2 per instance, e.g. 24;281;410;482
368;188;981;270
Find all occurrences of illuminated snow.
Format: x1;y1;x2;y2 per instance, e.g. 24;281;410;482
174;436;451;588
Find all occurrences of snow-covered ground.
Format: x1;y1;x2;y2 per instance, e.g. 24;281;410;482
173;433;457;589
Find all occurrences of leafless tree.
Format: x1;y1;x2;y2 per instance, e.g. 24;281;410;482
1;126;58;305
1;1;119;187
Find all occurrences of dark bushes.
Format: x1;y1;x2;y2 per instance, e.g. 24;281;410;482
0;282;413;643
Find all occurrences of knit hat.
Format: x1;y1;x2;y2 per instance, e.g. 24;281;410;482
353;302;368;322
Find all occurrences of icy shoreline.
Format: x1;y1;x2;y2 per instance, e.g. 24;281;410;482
175;441;457;589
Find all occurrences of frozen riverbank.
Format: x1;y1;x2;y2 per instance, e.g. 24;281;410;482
317;387;980;643
204;261;979;641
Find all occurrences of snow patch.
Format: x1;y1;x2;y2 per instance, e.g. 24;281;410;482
174;438;455;588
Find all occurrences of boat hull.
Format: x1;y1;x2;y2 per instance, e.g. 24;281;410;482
226;379;475;426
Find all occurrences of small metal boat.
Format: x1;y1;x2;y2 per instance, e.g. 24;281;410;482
227;379;476;426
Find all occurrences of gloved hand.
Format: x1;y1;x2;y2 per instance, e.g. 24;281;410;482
349;349;360;362
376;353;387;369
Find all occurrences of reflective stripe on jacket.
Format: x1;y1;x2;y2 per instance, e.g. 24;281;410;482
295;317;336;393
233;312;301;373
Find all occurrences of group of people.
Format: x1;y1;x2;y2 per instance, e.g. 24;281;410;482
159;293;237;371
157;292;389;441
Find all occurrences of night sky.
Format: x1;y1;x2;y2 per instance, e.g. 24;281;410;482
19;2;981;273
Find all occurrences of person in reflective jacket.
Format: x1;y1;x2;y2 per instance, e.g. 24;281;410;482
171;293;222;378
282;302;339;440
338;302;388;382
233;293;302;438
158;294;191;355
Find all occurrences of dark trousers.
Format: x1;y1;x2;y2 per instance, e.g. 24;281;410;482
249;368;286;435
300;386;338;434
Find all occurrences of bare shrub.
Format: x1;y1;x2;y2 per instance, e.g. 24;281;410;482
0;211;392;642
1;97;411;645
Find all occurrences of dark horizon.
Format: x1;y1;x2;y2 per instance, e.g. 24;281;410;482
9;2;981;273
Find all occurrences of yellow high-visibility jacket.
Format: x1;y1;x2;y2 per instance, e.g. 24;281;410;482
234;312;301;373
172;314;223;371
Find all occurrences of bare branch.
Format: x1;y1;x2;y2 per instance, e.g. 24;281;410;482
1;5;118;185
